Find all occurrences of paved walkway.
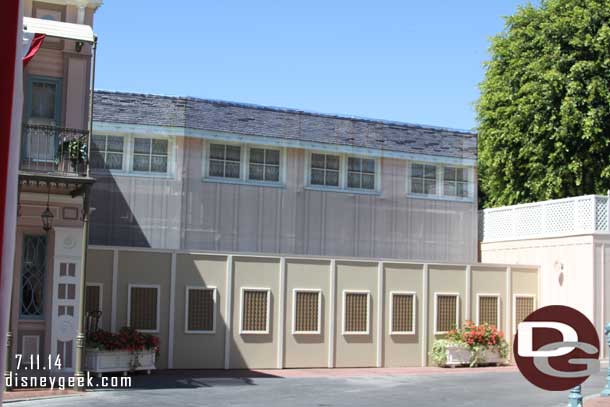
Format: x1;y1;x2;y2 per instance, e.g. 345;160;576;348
2;367;608;406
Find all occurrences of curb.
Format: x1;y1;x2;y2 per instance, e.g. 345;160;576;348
3;393;85;404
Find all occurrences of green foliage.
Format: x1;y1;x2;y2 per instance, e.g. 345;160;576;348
430;322;509;367
477;0;610;207
430;339;465;366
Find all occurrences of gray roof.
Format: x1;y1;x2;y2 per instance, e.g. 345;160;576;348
93;90;477;160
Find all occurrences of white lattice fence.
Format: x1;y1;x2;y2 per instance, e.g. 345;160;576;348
480;195;610;242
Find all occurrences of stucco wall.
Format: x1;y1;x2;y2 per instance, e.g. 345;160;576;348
383;263;423;367
85;249;113;331
85;247;538;370
173;253;228;369
284;259;331;368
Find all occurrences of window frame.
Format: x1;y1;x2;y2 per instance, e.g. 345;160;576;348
19;234;47;320
26;75;62;126
291;288;322;335
131;136;171;175
127;284;161;333
513;294;536;333
342;290;371;336
85;282;104;325
408;162;438;197
433;292;460;335
305;152;381;194
442;165;471;199
407;162;474;202
246;146;282;184
475;293;501;327
91;134;125;171
184;286;217;334
239;287;271;335
203;140;285;186
389;291;417;335
90;133;175;178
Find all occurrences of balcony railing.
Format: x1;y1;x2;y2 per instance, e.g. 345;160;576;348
20;124;89;176
479;195;610;242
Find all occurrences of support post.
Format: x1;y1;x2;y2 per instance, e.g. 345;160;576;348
74;34;97;391
74;186;91;390
602;323;610;396
568;385;583;407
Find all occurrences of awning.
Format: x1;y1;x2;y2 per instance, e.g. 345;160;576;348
23;17;95;43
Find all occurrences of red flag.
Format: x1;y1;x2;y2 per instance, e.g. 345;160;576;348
23;33;45;66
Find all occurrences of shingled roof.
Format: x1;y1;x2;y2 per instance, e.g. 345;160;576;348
93;90;477;160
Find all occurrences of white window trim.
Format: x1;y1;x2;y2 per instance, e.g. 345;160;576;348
239;287;271;335
85;282;103;325
388;291;416;335
342;289;371;335
184;286;217;334
202;140;286;186
407;161;474;202
130;135;175;176
291;288;322;335
512;294;537;333
433;292;460;335
91;134;126;172
127;284;161;333
91;132;176;178
475;293;501;327
305;151;381;194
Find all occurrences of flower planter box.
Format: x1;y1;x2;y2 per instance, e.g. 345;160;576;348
85;349;156;377
445;346;504;367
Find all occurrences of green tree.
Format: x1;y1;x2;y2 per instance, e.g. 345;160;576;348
477;0;610;208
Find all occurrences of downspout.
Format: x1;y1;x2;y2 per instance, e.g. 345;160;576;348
74;35;96;390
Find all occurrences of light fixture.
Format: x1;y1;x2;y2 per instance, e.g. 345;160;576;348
75;41;84;53
41;185;54;232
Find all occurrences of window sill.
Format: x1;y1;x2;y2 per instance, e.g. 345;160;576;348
304;185;381;196
203;177;285;188
240;331;270;335
293;331;322;335
406;193;474;203
389;331;416;336
342;331;371;336
92;169;175;180
185;330;216;335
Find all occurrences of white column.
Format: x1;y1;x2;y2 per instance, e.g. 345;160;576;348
224;255;234;370
465;265;472;321
111;249;118;332
277;257;286;369
421;264;429;367
376;261;384;368
167;252;176;369
328;259;336;368
505;266;512;351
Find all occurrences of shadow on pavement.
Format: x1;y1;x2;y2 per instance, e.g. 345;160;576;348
91;369;284;390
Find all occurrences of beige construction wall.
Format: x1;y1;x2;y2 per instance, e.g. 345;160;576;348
481;235;607;357
87;247;538;370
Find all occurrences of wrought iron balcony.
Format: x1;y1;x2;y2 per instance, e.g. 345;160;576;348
20;124;89;177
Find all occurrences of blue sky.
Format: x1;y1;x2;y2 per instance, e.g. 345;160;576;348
94;1;533;131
